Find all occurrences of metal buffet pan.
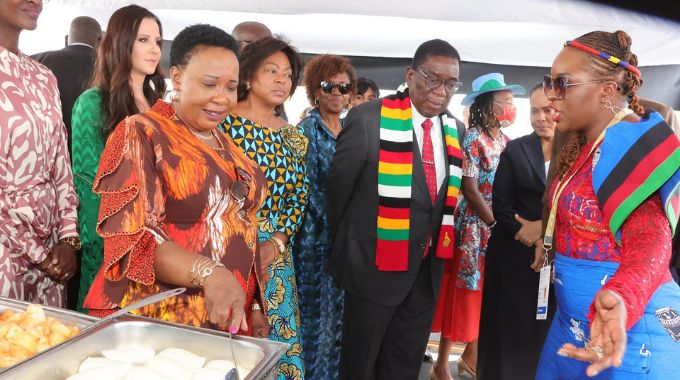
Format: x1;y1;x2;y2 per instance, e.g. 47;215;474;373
1;314;288;380
0;296;98;373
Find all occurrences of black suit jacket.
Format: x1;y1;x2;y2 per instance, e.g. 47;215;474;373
487;132;546;285
32;45;96;149
326;96;466;306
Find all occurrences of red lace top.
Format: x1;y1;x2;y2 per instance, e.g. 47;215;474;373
552;142;673;329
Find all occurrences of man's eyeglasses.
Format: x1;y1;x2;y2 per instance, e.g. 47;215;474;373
320;81;353;95
230;167;252;209
542;75;613;100
417;68;462;93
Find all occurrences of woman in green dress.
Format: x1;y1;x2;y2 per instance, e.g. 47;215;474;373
71;5;165;311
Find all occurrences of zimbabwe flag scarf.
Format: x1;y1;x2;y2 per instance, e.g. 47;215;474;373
376;90;463;271
592;110;680;243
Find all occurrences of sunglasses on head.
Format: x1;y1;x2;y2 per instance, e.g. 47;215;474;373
542;75;614;100
230;167;252;209
320;81;353;95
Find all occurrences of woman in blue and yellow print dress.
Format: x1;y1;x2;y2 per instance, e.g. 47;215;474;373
218;37;308;380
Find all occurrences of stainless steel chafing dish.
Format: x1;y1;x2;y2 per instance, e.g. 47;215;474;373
1;314;288;380
0;296;98;373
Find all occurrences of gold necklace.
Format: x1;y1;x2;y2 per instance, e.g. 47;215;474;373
191;129;215;141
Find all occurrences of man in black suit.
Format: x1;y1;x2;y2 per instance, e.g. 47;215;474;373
32;16;102;154
327;39;466;380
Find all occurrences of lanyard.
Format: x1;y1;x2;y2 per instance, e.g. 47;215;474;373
542;108;634;257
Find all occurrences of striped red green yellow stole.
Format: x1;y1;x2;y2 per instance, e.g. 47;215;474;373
376;91;463;271
592;111;680;243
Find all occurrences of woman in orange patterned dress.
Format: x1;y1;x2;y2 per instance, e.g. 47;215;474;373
83;24;266;333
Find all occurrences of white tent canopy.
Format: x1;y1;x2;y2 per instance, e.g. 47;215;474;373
22;0;680;67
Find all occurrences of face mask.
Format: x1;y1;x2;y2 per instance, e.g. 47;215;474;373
495;102;517;127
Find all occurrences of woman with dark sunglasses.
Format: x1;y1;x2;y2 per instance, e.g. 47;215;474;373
218;36;308;379
83;24;267;336
535;30;680;379
292;54;356;379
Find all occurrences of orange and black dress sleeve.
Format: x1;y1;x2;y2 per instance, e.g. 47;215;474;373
92;116;169;287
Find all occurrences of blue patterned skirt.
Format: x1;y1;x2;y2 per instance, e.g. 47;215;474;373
536;254;680;379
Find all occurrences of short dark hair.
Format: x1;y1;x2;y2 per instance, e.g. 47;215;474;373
356;77;380;97
412;39;460;68
237;36;301;101
302;54;356;106
530;82;543;96
170;24;239;68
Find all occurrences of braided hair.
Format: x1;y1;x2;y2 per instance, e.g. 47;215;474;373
468;92;500;136
556;30;644;178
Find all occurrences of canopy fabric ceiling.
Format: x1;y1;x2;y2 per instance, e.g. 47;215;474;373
23;0;680;68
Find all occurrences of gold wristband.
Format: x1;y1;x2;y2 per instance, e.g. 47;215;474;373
269;235;286;254
189;257;224;288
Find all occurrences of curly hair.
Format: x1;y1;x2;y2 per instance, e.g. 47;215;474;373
236;36;301;102
468;92;499;136
556;30;644;178
170;24;239;68
302;54;356;106
90;5;166;138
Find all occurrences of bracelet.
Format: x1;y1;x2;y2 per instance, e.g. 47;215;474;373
486;220;497;229
59;236;82;251
269;235;287;254
189;256;224;288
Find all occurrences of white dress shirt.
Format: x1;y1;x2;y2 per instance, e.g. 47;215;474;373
411;102;446;191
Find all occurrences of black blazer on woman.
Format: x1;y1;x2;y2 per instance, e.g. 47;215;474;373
486;132;547;285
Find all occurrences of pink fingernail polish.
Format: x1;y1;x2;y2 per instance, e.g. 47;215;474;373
557;349;568;357
230;325;239;334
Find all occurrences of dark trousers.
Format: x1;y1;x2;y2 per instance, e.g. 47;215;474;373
339;256;435;380
477;265;554;380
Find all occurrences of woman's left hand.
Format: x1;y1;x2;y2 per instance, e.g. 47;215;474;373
38;242;77;281
252;308;270;338
557;290;627;377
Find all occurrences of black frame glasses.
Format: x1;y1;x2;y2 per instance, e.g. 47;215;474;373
417;67;462;93
320;81;353;95
542;75;613;100
230;167;252;209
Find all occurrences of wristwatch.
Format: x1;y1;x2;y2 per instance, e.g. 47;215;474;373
59;236;82;251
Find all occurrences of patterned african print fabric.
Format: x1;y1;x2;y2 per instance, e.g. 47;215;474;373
292;108;344;380
83;100;267;329
0;46;78;307
71;87;105;312
219;114;308;380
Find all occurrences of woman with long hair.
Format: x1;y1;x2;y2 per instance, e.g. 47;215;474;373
536;30;680;379
431;73;524;380
71;4;165;311
0;0;79;309
218;36;308;380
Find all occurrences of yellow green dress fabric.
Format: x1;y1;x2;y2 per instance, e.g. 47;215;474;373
219;114;309;380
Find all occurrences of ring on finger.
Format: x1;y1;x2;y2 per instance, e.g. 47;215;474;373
588;345;605;360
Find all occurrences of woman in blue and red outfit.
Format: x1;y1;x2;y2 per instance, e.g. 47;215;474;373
536;30;680;379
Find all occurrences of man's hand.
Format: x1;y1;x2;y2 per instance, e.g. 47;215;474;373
515;214;542;247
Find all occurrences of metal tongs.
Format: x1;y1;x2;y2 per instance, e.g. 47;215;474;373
225;329;240;380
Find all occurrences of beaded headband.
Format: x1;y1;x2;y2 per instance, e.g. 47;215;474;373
565;40;641;77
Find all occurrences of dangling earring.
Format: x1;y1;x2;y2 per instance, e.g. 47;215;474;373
246;82;251;91
171;90;180;102
314;98;320;107
603;99;622;114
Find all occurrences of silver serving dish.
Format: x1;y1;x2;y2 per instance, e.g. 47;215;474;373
1;314;288;380
0;296;98;372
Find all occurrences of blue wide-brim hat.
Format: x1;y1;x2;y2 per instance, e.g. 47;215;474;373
461;72;526;106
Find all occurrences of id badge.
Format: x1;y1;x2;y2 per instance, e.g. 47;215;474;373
536;263;551;320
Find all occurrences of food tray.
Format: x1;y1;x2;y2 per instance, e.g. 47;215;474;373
1;314;288;380
0;296;99;372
